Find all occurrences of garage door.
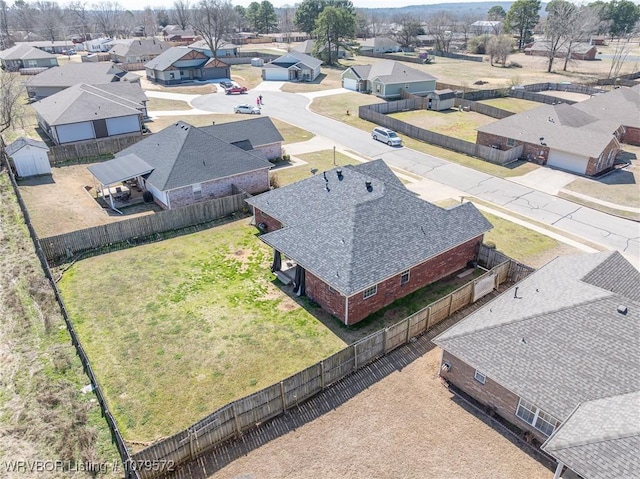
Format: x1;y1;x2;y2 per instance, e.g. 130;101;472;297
547;149;587;174
107;115;140;136
343;78;358;91
264;68;289;81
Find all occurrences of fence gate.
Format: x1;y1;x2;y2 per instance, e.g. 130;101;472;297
473;272;497;302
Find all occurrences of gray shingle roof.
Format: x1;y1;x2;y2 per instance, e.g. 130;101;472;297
246;160;491;295
109;38;169;58
0;43;57;60
33;83;145;125
573;86;640;129
434;251;640;421
26;62;127;88
347;60;435;84
144;47;202;71
542;392;640;479
87;154;154;185
273;51;322;69
200;116;283;147
115;120;272;191
5;137;49;155
477;103;620;158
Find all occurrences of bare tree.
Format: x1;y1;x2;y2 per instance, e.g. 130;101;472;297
12;0;39;38
367;11;384;37
36;1;63;41
192;0;236;60
425;11;456;53
137;6;158;37
0;0;11;49
486;34;513;65
457;13;476;48
608;33;635;79
561;5;600;71
278;5;296;43
543;0;573;72
65;2;92;40
93;1;122;38
392;13;423;48
0;70;25;136
172;0;191;30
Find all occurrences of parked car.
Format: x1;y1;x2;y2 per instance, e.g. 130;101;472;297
220;81;233;89
225;85;247;95
372;127;402;146
234;104;261;115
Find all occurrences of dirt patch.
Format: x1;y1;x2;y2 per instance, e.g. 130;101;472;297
524;242;587;269
206;347;551;479
18;163;161;238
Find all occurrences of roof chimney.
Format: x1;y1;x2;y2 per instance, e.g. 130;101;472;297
365;181;372;192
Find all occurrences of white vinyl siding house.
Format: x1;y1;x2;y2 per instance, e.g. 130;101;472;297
262;52;321;82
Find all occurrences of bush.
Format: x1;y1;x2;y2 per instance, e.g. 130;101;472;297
270;174;280;189
508;62;522;68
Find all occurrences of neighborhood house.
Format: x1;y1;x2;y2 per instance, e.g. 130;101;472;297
261;51;322;82
246;160;492;325
0;43;58;71
144;47;230;85
434;251;640;479
342;60;436;99
109;38;170;66
88;118;281;210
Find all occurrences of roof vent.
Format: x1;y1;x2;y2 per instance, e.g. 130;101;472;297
520;337;527;345
617;305;628;315
336;169;343;180
365;181;372;192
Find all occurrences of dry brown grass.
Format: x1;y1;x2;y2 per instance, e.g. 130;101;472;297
207;347;552;479
0;171;119;477
389;109;495;142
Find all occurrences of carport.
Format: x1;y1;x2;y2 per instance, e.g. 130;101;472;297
87;154;154;213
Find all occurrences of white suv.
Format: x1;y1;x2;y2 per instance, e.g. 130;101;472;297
372;127;402;146
234;104;261;115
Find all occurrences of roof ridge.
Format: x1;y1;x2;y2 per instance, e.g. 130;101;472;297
164;122;194;183
79;83;142;110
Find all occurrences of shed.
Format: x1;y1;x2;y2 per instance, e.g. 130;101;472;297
5;137;51;177
426;89;456;111
251;57;264;67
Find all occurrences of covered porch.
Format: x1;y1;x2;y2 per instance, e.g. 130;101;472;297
270;249;305;296
87;154;154;214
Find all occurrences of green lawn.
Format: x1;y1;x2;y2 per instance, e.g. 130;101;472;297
273;150;357;186
58;219;346;444
478;97;542;113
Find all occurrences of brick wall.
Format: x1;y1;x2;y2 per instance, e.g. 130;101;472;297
306;271;346;320
167;169;269;209
622;126;640;146
585;137;620;176
440;351;548;444
345;236;482;324
253;208;282;232
255;142;282;160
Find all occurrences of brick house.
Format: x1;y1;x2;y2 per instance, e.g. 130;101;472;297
476;103;623;176
433;251;640;479
92;118;281;209
246;160;492;325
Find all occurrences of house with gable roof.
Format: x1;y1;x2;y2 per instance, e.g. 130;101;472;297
109;38;170;66
359;37;402;54
144;47;230;85
261;51;322;82
26;62;139;100
476;102;623;175
33;82;147;145
434;251;640;479
0;43;58;71
246;160;492;325
88;118;279;209
341;60;436;99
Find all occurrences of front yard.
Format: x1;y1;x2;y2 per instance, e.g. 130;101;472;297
58;219;346;444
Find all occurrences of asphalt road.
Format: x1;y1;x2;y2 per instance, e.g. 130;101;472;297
191;90;640;265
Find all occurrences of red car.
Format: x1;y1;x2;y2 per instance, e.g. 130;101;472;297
225;86;247;95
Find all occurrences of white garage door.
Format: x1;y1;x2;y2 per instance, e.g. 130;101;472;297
547;149;587;174
107;115;140;136
343;78;358;91
264;68;289;81
56;122;94;144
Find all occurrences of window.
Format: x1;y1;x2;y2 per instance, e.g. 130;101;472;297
192;183;202;199
363;285;377;300
506;138;516;147
516;398;559;436
474;370;486;384
328;285;335;294
405;84;410;89
400;270;410;285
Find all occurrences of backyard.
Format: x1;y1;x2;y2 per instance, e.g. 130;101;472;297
57;219;347;444
389;108;496;142
478;97;542;113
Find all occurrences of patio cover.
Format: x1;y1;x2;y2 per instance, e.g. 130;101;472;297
87;154;154;186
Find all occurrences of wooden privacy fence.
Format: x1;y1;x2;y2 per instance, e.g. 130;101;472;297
429;50;483;62
454;98;514;119
357;50;427;64
40;193;248;265
48;134;146;164
131;248;531;478
360;103;522;165
1;144;138;479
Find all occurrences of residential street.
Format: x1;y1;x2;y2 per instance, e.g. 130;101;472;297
190;90;640;265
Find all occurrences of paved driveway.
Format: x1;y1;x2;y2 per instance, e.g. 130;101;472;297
191;91;640;265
